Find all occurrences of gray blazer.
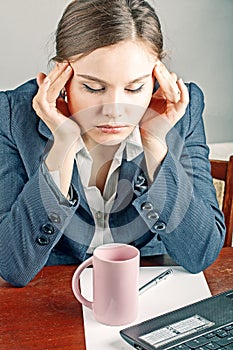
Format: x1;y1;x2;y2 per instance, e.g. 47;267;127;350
0;79;225;286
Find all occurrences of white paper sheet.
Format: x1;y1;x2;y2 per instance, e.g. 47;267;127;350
79;266;211;350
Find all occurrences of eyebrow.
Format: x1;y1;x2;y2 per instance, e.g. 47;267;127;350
76;73;151;85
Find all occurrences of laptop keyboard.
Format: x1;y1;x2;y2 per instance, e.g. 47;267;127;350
173;323;233;350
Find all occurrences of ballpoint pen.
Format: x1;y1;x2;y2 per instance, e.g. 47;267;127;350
139;268;173;295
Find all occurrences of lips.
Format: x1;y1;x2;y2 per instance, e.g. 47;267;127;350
97;124;128;134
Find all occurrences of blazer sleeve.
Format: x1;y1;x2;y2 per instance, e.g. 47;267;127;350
132;82;226;273
0;91;79;287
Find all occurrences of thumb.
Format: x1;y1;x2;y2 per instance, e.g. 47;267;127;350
36;72;47;86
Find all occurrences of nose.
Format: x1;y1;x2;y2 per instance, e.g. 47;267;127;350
102;91;126;118
102;102;124;118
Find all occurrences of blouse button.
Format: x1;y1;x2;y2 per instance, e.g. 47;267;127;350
95;211;103;220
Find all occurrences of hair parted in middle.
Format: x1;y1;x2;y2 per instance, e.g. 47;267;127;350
53;0;164;62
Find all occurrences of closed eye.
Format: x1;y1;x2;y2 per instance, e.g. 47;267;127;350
125;84;144;93
83;84;105;94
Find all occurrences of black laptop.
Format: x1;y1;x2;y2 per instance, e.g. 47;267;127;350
120;289;233;350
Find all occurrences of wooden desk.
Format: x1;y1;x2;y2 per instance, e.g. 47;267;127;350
0;247;232;350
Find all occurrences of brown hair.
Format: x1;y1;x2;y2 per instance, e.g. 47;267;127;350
53;0;164;62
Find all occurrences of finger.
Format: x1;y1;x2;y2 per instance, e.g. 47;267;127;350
152;85;166;99
46;65;73;103
177;78;189;105
170;72;178;83
154;61;180;102
36;72;47;86
47;62;69;83
36;63;69;87
170;73;181;103
33;77;52;118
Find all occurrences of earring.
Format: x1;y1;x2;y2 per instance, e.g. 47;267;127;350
60;88;67;99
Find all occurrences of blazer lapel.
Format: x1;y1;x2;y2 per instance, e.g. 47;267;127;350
111;155;142;213
70;162;91;214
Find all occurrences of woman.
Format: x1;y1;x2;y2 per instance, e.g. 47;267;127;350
0;0;225;286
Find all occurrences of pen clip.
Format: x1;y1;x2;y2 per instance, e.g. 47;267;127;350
139;268;173;295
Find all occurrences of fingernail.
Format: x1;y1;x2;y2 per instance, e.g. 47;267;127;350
65;65;72;73
57;62;67;68
155;61;162;72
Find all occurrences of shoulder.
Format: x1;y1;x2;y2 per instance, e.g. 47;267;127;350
179;82;205;131
186;82;205;116
0;79;38;104
0;79;38;116
0;79;39;137
171;82;205;141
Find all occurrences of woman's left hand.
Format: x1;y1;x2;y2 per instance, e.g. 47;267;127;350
139;61;189;180
140;60;189;145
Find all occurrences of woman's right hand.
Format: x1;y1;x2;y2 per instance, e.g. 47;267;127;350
32;62;80;142
33;62;80;197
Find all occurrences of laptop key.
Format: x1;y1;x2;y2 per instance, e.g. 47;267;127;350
212;335;233;347
205;342;220;350
214;329;229;337
205;333;216;339
185;336;209;348
173;345;188;350
175;344;190;350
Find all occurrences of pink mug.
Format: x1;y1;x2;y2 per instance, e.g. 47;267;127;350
72;243;139;326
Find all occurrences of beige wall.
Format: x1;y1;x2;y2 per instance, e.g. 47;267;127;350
1;0;232;143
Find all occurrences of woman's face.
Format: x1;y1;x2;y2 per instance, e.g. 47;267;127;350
66;40;156;148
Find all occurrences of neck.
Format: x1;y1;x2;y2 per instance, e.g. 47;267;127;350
82;136;121;192
83;135;120;162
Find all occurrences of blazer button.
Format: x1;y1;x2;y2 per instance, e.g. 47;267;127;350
147;211;159;221
135;175;146;186
154;222;166;231
141;202;153;211
48;212;61;224
41;223;54;235
36;236;50;245
134;175;148;193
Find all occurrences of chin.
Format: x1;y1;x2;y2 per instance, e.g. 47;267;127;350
93;135;126;146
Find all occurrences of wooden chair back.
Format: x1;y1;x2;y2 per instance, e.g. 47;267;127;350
210;156;233;247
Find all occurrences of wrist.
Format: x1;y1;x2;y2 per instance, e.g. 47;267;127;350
142;138;168;182
53;124;80;144
45;137;78;172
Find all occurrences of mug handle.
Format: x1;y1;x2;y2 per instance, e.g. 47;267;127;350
72;256;93;310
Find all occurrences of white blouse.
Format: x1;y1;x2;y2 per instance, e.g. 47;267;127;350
75;126;143;253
